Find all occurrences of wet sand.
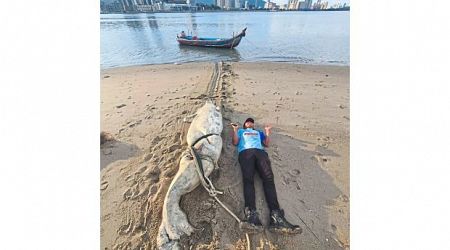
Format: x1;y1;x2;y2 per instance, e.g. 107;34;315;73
100;62;349;249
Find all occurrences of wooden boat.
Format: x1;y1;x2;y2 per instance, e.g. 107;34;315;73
177;28;247;48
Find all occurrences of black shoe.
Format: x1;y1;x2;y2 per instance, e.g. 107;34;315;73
239;207;264;233
268;209;302;234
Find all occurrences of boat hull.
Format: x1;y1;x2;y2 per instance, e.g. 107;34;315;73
176;28;246;49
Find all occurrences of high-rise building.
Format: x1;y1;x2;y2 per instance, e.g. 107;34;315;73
312;0;327;9
288;0;299;10
253;0;265;8
101;0;125;13
224;0;234;9
299;0;311;9
300;0;312;10
216;0;224;8
235;0;241;8
264;0;278;9
121;0;136;11
313;0;327;9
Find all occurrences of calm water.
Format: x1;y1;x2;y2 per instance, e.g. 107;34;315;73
101;11;349;69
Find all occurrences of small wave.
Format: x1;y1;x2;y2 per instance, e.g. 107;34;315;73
254;55;313;63
325;60;349;65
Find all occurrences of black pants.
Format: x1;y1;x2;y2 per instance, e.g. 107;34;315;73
238;148;280;211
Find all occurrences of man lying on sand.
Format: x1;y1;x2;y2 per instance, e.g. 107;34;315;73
231;118;302;234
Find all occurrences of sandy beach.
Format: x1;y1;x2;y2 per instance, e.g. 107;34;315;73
100;62;349;249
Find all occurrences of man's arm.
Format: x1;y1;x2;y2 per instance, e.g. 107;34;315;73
231;124;239;146
262;125;272;147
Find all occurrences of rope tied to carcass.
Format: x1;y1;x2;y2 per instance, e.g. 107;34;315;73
189;133;251;250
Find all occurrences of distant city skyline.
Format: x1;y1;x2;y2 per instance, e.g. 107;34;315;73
100;0;349;12
271;0;349;7
101;0;349;7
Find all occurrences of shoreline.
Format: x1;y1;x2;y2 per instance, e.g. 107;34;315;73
101;61;349;249
101;60;350;71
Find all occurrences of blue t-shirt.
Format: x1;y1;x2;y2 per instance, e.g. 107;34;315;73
237;128;266;153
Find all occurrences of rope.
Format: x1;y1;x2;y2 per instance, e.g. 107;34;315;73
246;233;251;250
182;62;251;250
190;133;221;192
230;32;236;49
189;133;251;250
297;215;322;245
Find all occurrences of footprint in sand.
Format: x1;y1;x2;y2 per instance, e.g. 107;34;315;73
337;194;349;202
281;173;300;188
144;168;160;183
100;181;109;191
117;220;134;235
311;153;330;164
128;119;142;128
125;174;134;182
123;188;133;200
289;169;301;177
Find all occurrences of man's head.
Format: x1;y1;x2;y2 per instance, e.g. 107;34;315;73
243;118;254;129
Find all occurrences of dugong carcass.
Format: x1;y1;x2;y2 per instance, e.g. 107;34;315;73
157;101;223;249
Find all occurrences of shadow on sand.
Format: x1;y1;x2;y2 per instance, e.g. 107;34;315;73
100;140;140;170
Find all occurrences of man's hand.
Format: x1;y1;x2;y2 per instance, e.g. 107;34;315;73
264;124;272;136
262;124;272;147
230;123;239;132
